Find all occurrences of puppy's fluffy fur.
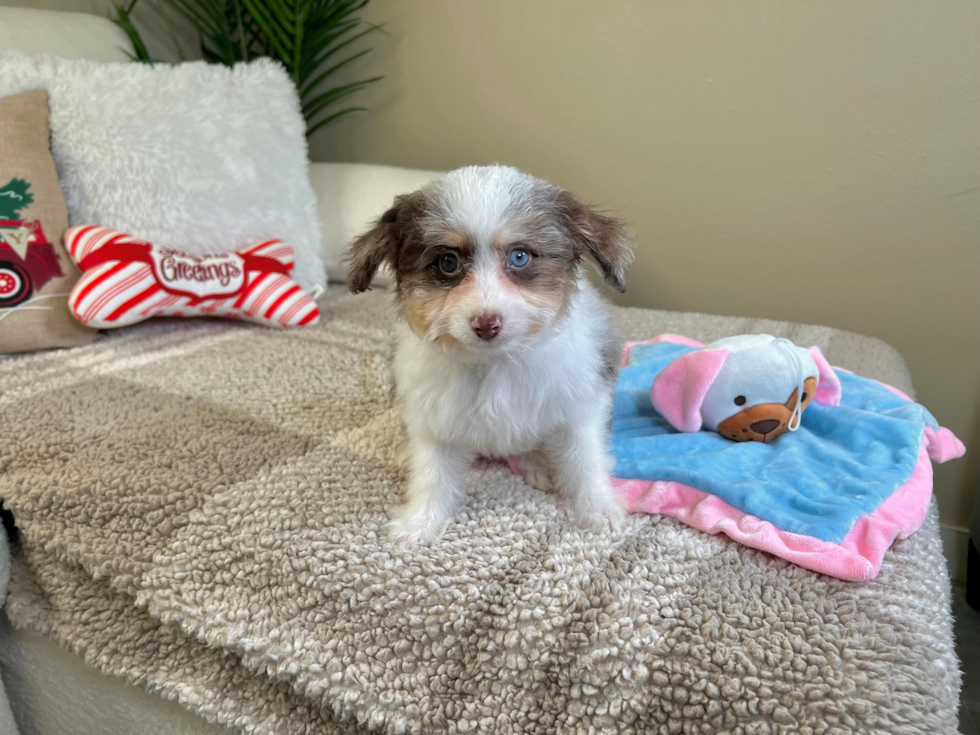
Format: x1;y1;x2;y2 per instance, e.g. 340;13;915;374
345;165;634;546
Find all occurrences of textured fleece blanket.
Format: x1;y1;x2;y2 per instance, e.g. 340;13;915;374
0;290;962;734
612;337;965;581
0;520;20;735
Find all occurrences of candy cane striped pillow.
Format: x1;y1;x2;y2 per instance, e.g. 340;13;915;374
64;226;319;329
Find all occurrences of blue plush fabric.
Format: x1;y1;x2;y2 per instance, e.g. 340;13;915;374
613;342;941;544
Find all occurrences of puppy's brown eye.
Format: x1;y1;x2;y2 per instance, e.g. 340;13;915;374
734;396;746;406
437;253;459;274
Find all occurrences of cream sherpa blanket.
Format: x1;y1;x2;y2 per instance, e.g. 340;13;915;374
0;290;961;734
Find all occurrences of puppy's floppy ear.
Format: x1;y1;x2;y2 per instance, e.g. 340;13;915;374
344;191;424;294
557;190;634;293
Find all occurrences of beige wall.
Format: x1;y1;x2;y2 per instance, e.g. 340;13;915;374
311;1;980;529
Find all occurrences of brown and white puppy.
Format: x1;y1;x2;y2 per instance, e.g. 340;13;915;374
345;165;634;546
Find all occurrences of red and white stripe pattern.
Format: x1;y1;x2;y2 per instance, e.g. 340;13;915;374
64;226;319;329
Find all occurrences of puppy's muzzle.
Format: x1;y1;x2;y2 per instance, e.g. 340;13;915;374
471;312;503;341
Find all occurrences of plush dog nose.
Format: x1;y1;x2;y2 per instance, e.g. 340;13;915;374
750;419;780;435
470;313;502;340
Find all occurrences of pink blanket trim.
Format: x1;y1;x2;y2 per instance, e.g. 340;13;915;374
522;335;965;581
621;334;705;367
612;444;937;582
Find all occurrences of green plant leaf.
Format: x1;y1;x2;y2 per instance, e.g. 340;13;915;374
299;21;378;86
155;0;382;131
298;47;369;98
111;2;155;63
305;105;364;136
301;75;381;119
240;0;292;61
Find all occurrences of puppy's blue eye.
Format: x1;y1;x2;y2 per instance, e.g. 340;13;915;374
438;253;459;274
510;249;530;268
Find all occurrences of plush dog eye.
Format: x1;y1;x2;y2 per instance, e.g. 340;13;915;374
509;249;530;268
438;253;460;274
734;395;746;406
801;392;808;402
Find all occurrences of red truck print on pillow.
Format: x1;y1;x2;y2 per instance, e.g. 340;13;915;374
0;178;63;307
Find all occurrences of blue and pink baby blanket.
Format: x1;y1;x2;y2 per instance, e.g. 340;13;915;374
611;334;964;581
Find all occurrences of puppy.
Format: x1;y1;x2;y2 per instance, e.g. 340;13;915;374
345;165;634;546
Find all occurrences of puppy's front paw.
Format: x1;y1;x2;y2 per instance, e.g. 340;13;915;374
573;495;627;533
386;508;450;548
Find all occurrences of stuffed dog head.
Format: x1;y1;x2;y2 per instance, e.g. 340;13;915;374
650;334;841;443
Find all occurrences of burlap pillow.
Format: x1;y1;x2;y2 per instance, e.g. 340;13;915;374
0;89;96;353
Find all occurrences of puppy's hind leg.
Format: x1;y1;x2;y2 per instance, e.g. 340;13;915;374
388;436;473;547
515;448;557;493
544;419;625;532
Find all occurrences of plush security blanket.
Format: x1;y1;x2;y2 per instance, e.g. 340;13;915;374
613;336;964;581
0;292;963;735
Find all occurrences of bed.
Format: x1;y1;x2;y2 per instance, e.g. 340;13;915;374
0;288;962;735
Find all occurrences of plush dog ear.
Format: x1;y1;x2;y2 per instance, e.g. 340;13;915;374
344;191;425;294
557;191;634;293
650;349;730;432
807;346;842;407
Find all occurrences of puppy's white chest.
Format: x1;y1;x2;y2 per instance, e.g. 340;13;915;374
412;362;554;454
395;335;571;454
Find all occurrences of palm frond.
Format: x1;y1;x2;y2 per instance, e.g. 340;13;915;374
112;2;155;63
112;0;382;134
298;47;369;98
299;22;378;88
301;76;381;120
305;105;364;136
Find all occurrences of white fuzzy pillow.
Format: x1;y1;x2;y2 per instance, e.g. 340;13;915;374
0;52;325;292
309;162;441;286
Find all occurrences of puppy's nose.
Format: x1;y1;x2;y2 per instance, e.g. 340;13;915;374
750;419;780;435
470;313;502;340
